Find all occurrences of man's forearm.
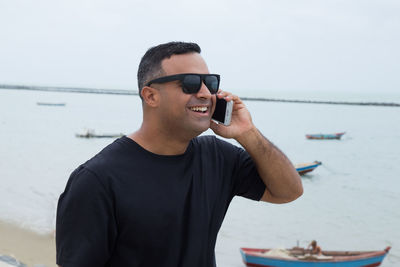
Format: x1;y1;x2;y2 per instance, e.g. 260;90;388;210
236;127;303;203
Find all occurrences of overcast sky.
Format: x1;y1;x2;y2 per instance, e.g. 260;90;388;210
1;0;399;95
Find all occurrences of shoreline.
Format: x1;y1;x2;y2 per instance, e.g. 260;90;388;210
0;220;56;267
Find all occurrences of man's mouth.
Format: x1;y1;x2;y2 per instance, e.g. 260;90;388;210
189;106;208;113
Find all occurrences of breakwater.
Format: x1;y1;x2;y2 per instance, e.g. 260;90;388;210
1;84;399;107
0;84;137;96
240;96;400;107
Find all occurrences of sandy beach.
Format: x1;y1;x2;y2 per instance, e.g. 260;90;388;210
0;220;56;267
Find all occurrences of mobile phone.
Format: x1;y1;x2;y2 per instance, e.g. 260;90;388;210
212;97;233;126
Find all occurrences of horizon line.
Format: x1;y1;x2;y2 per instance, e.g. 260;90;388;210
1;84;399;107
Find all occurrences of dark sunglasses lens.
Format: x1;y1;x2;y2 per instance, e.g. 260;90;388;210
204;76;219;94
182;75;201;94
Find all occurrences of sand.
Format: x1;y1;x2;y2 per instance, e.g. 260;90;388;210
0;220;56;267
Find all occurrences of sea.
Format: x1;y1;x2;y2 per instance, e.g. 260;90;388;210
0;88;399;266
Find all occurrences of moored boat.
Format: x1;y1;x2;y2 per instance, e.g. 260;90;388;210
37;102;66;106
75;129;123;138
295;161;322;175
240;246;391;267
306;132;345;140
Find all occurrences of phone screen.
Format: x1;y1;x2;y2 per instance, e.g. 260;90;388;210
212;97;227;124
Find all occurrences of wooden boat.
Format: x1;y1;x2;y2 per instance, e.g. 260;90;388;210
295;161;322;175
306;132;345;140
240;246;391;267
36;102;66;106
75;129;123;138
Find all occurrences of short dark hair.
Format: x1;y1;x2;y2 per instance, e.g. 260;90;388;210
137;41;201;97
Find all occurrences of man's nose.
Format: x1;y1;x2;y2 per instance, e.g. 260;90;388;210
196;81;212;98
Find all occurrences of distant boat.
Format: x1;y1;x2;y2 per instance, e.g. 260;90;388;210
75;129;123;138
306;132;345;140
240;246;391;267
37;102;66;106
295;161;322;175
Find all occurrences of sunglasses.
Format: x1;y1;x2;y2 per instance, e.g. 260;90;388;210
145;73;220;94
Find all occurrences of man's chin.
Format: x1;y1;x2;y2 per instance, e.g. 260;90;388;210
189;121;211;137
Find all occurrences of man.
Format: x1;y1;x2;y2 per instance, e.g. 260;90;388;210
307;240;322;255
56;41;303;267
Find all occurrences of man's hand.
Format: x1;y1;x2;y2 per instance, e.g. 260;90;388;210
210;91;255;139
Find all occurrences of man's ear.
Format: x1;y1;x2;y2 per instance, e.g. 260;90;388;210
141;86;160;107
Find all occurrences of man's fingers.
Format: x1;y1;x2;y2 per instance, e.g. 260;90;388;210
217;91;240;103
210;120;221;132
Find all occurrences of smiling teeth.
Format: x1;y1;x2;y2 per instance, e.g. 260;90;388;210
190;107;207;112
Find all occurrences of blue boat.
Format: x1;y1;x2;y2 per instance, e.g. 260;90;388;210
240;247;391;267
295;161;322;175
306;132;345;140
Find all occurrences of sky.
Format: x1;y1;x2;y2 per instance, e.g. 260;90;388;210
0;0;399;96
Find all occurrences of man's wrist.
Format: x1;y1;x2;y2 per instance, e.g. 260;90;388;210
235;126;260;147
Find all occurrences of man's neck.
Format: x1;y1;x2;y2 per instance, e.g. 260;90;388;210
128;127;193;156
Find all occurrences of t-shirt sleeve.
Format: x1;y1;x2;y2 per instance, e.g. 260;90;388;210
211;137;266;201
231;146;266;201
56;166;117;267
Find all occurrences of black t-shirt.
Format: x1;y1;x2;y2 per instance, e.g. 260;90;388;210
56;135;265;267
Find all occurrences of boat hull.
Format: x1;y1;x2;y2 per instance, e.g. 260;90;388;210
240;247;390;267
75;134;123;138
306;132;345;140
295;161;322;175
37;102;66;106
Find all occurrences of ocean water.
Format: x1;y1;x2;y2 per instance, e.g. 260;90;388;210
0;88;399;266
